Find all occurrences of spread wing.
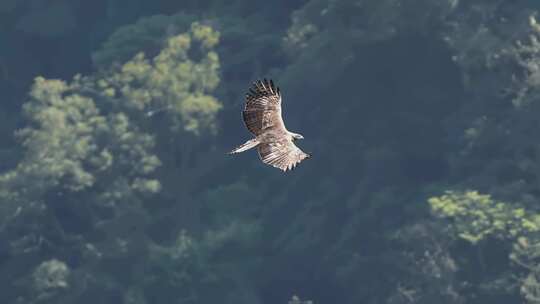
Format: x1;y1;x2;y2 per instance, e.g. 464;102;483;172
257;137;311;172
242;79;286;136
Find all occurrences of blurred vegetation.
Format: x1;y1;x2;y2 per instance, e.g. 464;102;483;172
429;190;540;243
1;0;540;304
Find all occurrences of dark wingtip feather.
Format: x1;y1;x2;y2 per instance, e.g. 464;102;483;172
254;80;263;91
270;79;275;93
248;78;280;97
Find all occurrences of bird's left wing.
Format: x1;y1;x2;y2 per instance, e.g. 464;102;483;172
242;79;286;136
257;137;311;172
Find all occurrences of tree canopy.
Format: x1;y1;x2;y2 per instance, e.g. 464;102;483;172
1;1;540;304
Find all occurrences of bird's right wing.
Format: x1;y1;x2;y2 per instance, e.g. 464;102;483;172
257;137;311;172
242;79;287;136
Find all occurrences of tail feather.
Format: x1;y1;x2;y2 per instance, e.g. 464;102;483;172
228;139;259;154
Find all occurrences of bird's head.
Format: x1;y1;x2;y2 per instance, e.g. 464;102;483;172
291;133;304;140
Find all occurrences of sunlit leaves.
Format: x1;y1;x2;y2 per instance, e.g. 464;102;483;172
429;190;540;243
100;22;222;134
0;21;222;205
0;21;225;303
3;78;101;193
33;259;70;292
191;22;220;49
429;189;540;301
0;76;161;205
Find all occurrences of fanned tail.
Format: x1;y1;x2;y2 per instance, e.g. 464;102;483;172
228;138;260;154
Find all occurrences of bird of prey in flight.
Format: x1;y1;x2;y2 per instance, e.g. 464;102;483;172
229;79;311;171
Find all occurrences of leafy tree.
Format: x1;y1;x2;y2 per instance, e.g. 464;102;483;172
429;190;540;244
4;1;540;304
428;189;540;303
91;13;199;68
90;11;289;121
387;221;463;304
441;2;540;200
0;21;223;303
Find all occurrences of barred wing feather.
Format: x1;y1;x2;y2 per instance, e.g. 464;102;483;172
242;79;286;135
257;138;311;172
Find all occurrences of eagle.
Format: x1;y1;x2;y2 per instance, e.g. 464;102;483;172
229;79;311;171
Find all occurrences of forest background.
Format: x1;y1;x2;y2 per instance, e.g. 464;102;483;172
2;1;540;303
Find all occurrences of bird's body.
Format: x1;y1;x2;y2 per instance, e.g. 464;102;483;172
229;79;311;171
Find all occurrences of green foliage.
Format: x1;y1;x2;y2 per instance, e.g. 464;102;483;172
509;236;540;303
32;259;70;300
0;76;161;204
94;21;222;134
200;181;262;261
0;19;224;205
6;1;540;304
91;13;198;68
442;4;540;203
144;224;261;304
281;0;458;87
144;230;216;303
91;10;287;111
429;190;540;243
387;222;463;304
0;20;223;303
522;270;540;304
